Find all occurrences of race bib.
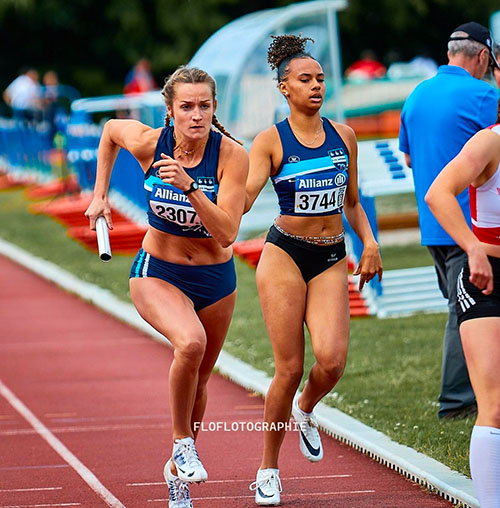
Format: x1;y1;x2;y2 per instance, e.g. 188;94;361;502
294;170;347;214
150;184;203;228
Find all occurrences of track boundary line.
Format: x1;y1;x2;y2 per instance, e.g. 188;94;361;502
0;378;126;508
0;238;478;508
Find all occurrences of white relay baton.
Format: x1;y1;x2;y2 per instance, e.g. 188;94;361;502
96;216;112;262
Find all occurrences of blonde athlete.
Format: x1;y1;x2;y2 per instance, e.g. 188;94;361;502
85;66;248;508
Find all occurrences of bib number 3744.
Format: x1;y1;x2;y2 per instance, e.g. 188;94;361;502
295;186;346;214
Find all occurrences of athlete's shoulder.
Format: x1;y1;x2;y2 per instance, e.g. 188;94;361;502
251;124;280;150
219;132;248;163
325;119;356;151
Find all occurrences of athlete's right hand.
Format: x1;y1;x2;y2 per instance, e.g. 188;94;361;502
85;197;113;231
468;245;493;295
153;153;192;192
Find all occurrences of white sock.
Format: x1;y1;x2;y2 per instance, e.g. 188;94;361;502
470;425;500;508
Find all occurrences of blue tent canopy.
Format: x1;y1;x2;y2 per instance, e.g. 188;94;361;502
189;0;347;140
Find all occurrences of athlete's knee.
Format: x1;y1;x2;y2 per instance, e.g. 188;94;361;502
274;364;303;390
174;334;207;365
316;353;346;381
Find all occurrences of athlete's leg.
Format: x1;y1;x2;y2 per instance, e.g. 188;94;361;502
461;317;500;508
191;291;237;437
300;258;349;412
256;243;307;469
130;277;206;440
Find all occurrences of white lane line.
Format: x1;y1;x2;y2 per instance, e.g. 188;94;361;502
147;489;376;502
0;422;168;437
0;379;126;508
0;504;80;507
128;473;352;487
0;487;62;493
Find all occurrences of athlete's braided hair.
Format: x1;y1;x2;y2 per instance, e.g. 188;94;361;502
161;65;242;145
267;34;315;81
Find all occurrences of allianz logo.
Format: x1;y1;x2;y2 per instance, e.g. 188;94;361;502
288;155;300;163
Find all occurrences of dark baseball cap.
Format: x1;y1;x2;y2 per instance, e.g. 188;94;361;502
449;21;499;69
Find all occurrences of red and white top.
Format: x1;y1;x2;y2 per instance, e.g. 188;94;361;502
469;124;500;245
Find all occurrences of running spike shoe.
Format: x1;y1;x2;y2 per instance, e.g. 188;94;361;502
291;396;323;462
249;468;282;506
164;459;193;508
172;436;208;483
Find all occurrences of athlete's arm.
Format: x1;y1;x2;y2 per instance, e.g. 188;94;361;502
426;129;500;294
245;128;276;213
85;119;159;230
336;122;383;289
179;138;249;247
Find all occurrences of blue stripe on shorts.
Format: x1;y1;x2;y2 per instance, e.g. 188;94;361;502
129;249;236;311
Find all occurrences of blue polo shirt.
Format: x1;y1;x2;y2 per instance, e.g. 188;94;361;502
399;65;498;245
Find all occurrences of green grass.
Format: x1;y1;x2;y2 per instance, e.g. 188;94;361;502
375;192;418;215
381;243;433;270
0;187;473;477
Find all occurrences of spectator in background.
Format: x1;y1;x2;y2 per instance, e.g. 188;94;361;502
123;58;157;94
42;70;60;138
399;21;499;420
345;49;386;81
3;67;42;122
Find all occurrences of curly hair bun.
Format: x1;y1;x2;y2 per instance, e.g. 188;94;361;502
267;34;315;70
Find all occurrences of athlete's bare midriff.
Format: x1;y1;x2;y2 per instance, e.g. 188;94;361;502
142;227;232;265
275;213;344;238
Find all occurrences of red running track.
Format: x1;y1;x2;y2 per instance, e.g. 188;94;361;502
0;254;454;508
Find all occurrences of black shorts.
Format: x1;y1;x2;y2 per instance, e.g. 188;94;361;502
456;256;500;326
265;224;346;283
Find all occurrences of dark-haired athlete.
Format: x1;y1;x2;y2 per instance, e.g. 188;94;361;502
246;35;382;505
86;66;248;508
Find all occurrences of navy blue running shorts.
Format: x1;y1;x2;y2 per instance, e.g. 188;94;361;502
130;249;236;311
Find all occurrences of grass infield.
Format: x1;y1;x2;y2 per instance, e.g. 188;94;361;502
0;187;474;477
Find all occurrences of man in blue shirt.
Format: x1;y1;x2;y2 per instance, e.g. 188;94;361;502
399;21;499;420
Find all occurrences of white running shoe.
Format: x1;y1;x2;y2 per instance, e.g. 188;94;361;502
291;396;323;462
164;459;193;508
172;436;208;483
249;468;282;506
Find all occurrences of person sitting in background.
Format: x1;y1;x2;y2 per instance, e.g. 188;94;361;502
344;49;386;81
3;67;42;122
124;58;157;94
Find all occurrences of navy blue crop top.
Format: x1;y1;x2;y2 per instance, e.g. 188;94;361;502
144;126;222;238
271;118;349;217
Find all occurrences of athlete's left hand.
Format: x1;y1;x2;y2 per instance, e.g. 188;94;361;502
152;153;193;192
353;242;383;291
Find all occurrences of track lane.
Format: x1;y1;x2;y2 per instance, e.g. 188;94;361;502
0;255;454;507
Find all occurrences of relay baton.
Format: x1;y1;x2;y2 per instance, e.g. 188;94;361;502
96;216;112;262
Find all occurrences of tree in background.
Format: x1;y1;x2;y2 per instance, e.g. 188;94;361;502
1;0;500;101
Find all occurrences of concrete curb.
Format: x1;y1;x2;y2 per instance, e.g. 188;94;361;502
0;238;478;508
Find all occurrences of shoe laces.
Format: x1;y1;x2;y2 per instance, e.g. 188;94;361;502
168;475;191;503
176;440;202;469
303;413;319;429
249;471;283;493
